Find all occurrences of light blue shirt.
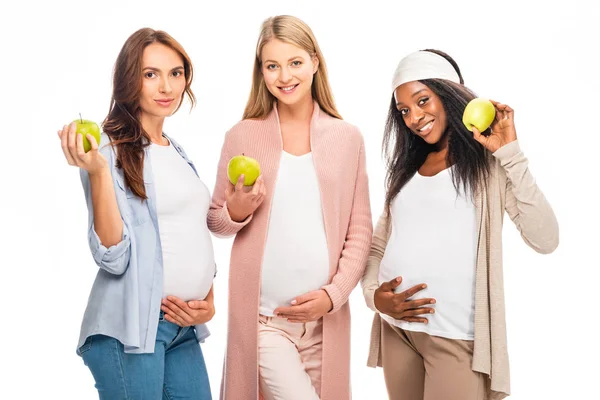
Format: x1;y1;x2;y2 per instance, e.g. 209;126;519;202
77;133;210;355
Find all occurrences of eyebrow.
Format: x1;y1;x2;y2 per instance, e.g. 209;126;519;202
396;89;428;107
142;66;184;72
263;56;304;64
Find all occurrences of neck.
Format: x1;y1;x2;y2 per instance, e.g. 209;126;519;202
277;95;314;124
436;132;449;152
139;113;167;145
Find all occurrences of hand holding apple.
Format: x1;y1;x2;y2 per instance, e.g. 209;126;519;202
227;154;261;186
58;120;107;175
470;100;517;153
225;174;266;222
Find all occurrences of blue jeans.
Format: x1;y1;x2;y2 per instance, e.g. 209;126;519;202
79;313;212;399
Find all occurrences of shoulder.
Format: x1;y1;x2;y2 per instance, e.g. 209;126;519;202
320;114;364;143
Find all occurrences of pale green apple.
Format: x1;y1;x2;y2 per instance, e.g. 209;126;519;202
72;118;101;152
227;154;261;186
462;98;496;132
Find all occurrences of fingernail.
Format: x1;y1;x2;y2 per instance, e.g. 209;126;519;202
430;300;436;304
291;300;297;305
422;285;427;289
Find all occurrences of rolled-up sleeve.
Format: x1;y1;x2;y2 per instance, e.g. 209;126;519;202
87;222;131;275
80;160;132;275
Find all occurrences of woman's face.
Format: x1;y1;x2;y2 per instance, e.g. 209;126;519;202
260;39;318;107
138;42;187;121
394;80;448;145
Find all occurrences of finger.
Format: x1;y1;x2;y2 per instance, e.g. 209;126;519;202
76;132;87;161
402;298;436;309
291;291;318;306
188;300;209;310
87;133;99;151
163;311;185;327
162;297;193;322
235;174;245;191
380;277;401;292
67;122;78;159
472;127;487;145
400;316;429;323
400;283;427;300
401;307;435;317
60;125;76;165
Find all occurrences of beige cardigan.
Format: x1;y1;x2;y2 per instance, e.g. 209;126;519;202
361;140;558;399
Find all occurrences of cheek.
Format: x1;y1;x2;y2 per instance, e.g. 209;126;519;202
262;70;278;87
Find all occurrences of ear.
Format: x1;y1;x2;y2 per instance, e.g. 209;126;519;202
312;55;319;74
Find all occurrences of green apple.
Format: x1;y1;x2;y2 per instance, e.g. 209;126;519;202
72;118;101;152
227;154;261;186
462;98;496;132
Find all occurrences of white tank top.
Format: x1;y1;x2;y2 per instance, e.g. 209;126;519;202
259;151;330;316
150;141;216;301
378;167;477;340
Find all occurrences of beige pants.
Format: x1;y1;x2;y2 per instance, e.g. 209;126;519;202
258;315;323;400
381;319;487;400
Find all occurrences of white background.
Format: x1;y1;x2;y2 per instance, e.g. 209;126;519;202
1;0;598;399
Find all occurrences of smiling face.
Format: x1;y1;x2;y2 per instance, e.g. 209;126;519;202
138;42;187;123
260;39;318;107
394;80;448;145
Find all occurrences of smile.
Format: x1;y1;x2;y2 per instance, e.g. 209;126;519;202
417;120;434;134
278;84;299;93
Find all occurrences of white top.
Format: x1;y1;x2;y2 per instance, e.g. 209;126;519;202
150;141;216;301
378;167;478;340
260;151;330;316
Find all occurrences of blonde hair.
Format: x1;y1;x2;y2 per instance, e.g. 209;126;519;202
243;15;342;120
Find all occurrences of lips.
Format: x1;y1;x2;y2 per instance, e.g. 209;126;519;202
155;98;174;107
278;84;299;93
417;120;434;135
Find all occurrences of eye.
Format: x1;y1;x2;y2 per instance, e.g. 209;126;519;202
145;72;156;78
418;97;429;106
399;108;409;116
172;70;183;77
266;64;278;70
291;60;302;67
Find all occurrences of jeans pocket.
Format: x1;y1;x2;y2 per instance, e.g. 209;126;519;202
77;336;93;355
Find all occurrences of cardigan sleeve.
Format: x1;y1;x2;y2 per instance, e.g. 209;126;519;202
361;210;391;313
207;131;253;237
322;138;373;313
493;140;559;254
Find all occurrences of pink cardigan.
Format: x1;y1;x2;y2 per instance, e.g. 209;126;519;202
208;103;373;399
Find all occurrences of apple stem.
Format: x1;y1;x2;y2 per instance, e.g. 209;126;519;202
79;113;83;124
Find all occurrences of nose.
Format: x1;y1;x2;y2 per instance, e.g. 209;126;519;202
159;77;172;94
279;66;292;84
410;107;425;128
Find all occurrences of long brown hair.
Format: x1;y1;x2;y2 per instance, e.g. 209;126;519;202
243;15;341;120
102;28;195;199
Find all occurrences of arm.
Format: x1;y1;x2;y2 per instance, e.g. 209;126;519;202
207;132;254;237
361;211;391;312
80;151;131;275
321;139;373;313
493;140;559;254
59;122;130;275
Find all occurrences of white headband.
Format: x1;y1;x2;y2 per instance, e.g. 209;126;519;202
391;51;461;92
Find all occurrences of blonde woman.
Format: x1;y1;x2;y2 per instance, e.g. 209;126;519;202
208;15;372;400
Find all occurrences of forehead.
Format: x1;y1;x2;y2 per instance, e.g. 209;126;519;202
261;39;310;62
394;81;430;104
142;43;183;68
